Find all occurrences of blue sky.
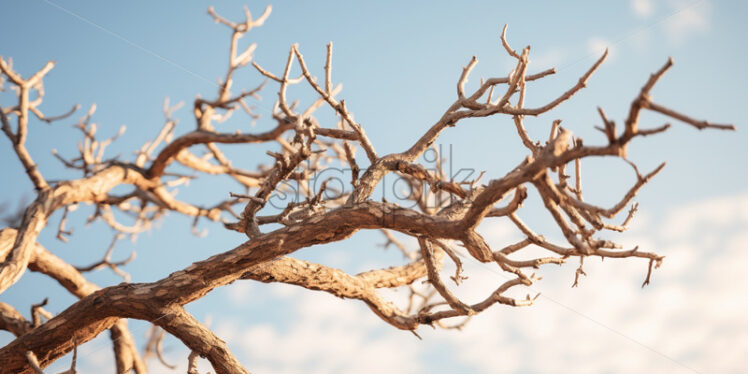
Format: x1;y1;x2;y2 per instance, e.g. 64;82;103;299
1;0;747;373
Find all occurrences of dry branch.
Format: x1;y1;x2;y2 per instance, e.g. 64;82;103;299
0;6;735;374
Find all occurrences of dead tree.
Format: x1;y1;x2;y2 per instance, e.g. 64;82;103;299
0;5;735;374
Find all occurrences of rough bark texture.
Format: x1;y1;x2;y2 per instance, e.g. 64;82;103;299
0;5;734;374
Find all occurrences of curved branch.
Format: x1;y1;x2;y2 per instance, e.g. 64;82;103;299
0;228;146;373
147;126;291;179
0;302;31;337
157;307;248;374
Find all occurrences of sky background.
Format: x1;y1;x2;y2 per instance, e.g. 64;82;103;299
1;0;747;373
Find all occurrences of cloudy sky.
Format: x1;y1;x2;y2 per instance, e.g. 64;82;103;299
1;0;747;373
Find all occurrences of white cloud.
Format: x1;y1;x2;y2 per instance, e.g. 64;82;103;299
215;285;422;374
629;28;652;51
70;191;747;373
226;281;257;306
211;191;748;373
632;0;655;18
630;0;712;47
529;48;567;70
433;191;748;373
662;0;712;45
587;37;616;62
659;192;748;240
477;219;521;248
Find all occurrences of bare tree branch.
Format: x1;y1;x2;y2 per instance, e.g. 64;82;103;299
0;5;735;374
